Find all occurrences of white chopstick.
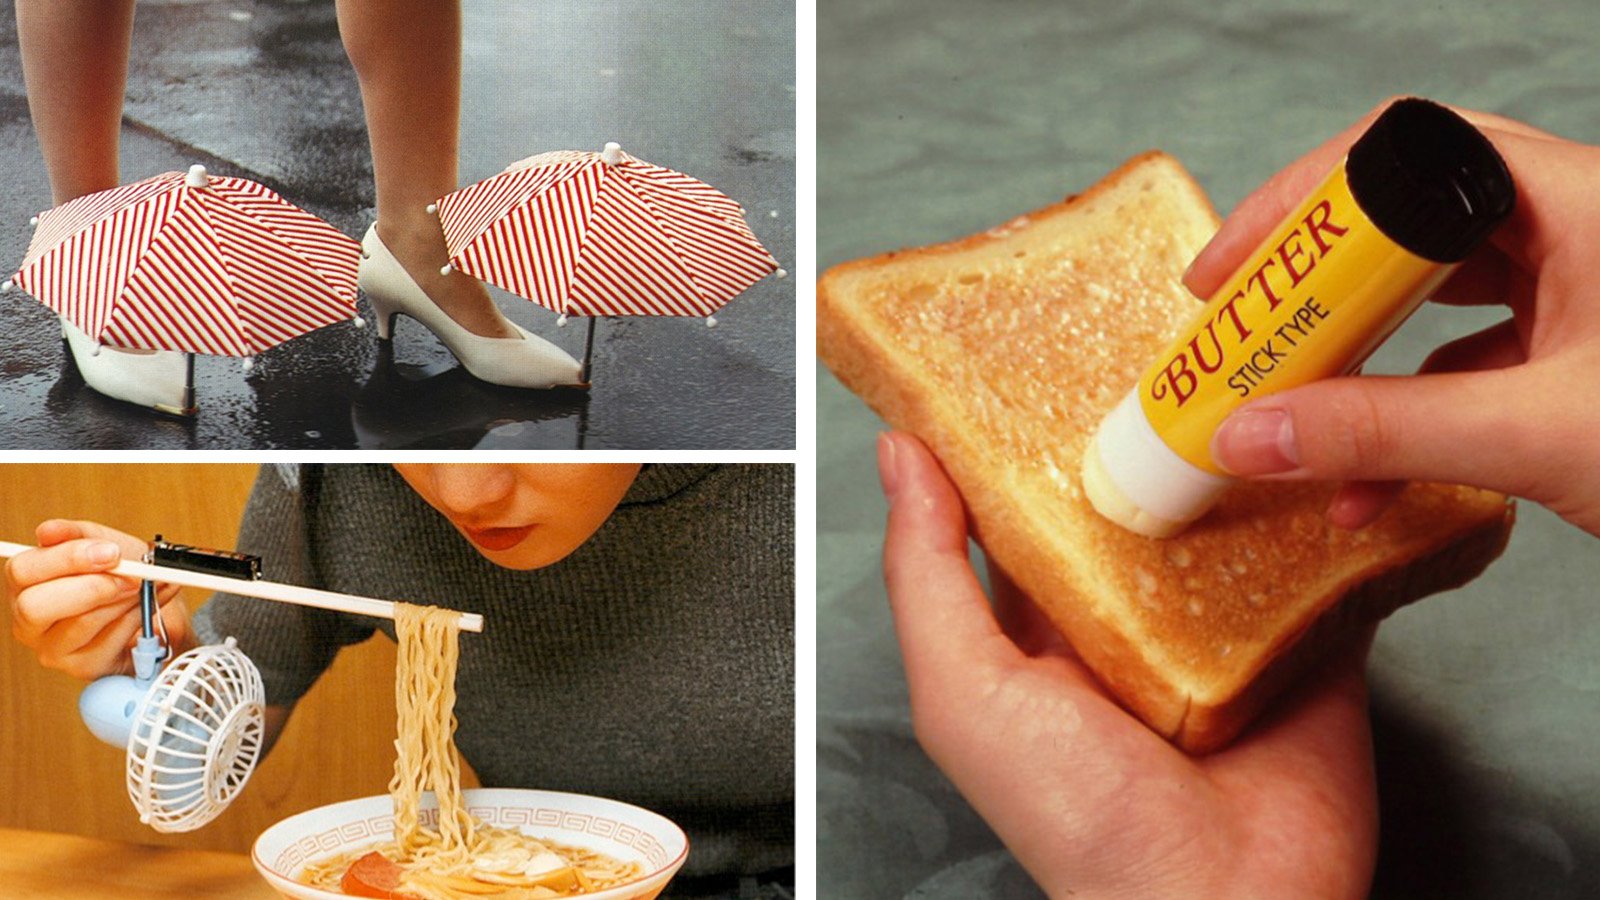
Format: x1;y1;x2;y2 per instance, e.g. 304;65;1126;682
0;540;484;633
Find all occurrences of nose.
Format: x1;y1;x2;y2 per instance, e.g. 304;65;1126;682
425;465;518;520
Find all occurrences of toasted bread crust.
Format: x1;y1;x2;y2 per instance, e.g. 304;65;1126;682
819;152;1514;752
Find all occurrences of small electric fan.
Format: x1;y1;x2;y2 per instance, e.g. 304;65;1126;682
77;540;266;832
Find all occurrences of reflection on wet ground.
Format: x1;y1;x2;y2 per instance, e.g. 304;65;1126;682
0;0;794;449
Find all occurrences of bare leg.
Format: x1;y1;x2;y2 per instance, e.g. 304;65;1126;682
335;0;518;339
17;0;189;415
16;0;136;204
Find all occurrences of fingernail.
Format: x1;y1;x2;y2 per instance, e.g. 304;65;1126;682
87;542;120;566
1211;407;1302;476
876;432;901;500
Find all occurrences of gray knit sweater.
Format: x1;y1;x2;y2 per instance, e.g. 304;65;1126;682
193;464;793;881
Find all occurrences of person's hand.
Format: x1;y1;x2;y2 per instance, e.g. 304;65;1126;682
878;432;1377;900
4;519;193;680
1195;98;1600;536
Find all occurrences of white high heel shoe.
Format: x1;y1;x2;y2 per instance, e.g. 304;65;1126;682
358;225;584;389
61;319;194;416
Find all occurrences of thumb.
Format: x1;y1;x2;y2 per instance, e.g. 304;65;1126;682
1210;366;1546;499
36;519;150;558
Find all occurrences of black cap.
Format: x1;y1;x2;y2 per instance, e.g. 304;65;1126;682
1345;98;1516;263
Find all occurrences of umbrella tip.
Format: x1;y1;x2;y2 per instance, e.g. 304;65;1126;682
706;315;718;328
439;264;453;276
601;142;623;165
186;165;208;188
425;202;438;214
775;268;788;279
28;215;38;227
241;357;254;373
352;315;366;329
557;314;568;327
0;280;10;292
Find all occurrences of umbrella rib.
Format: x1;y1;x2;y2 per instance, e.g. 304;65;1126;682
127;210;240;355
201;183;358;352
176;190;250;352
451;160;600;315
548;163;607;316
627;169;778;291
33;187;180;342
608;170;716;308
599;173;743;315
96;190;208;349
209;180;360;305
628;164;779;273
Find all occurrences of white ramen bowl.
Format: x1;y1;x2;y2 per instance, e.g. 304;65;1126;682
253;788;689;899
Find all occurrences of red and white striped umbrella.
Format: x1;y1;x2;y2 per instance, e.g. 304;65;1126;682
431;143;784;325
5;165;362;359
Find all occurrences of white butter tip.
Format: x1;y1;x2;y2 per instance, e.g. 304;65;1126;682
1081;390;1230;538
602;142;624;165
186;165;208;188
1081;440;1186;539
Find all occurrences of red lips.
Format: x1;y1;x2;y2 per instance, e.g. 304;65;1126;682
461;524;535;551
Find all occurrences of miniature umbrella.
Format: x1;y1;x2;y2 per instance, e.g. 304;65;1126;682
430;143;786;380
5;165;362;363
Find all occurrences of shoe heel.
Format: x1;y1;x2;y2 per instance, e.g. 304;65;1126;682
365;285;400;341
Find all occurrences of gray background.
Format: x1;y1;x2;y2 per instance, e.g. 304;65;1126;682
0;0;794;449
819;0;1600;897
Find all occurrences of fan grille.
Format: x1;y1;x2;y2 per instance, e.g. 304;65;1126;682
125;637;265;832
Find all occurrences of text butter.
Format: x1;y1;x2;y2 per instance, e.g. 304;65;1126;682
1139;165;1449;474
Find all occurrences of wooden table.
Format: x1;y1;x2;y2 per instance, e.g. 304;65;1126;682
0;827;276;898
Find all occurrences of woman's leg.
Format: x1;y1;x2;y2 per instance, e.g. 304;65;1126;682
16;0;188;415
16;0;136;204
335;0;518;339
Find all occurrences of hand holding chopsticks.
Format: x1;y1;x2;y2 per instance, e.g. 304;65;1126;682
0;540;484;633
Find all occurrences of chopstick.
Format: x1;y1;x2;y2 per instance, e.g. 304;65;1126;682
0;541;484;633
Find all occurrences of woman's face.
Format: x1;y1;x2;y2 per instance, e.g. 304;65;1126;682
393;464;641;569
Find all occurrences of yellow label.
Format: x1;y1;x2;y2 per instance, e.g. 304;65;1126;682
1137;165;1450;474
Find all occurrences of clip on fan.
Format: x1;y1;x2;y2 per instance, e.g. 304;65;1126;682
0;535;485;833
76;537;267;833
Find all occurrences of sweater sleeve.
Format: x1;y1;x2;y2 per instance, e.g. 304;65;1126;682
191;465;377;707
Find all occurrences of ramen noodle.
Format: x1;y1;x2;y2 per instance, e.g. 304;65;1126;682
295;603;642;898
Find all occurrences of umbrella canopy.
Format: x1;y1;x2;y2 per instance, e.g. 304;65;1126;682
432;144;783;322
6;165;361;357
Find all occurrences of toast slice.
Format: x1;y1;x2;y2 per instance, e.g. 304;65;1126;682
818;151;1513;753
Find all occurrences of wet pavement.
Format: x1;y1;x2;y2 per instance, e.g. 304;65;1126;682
0;0;794;449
